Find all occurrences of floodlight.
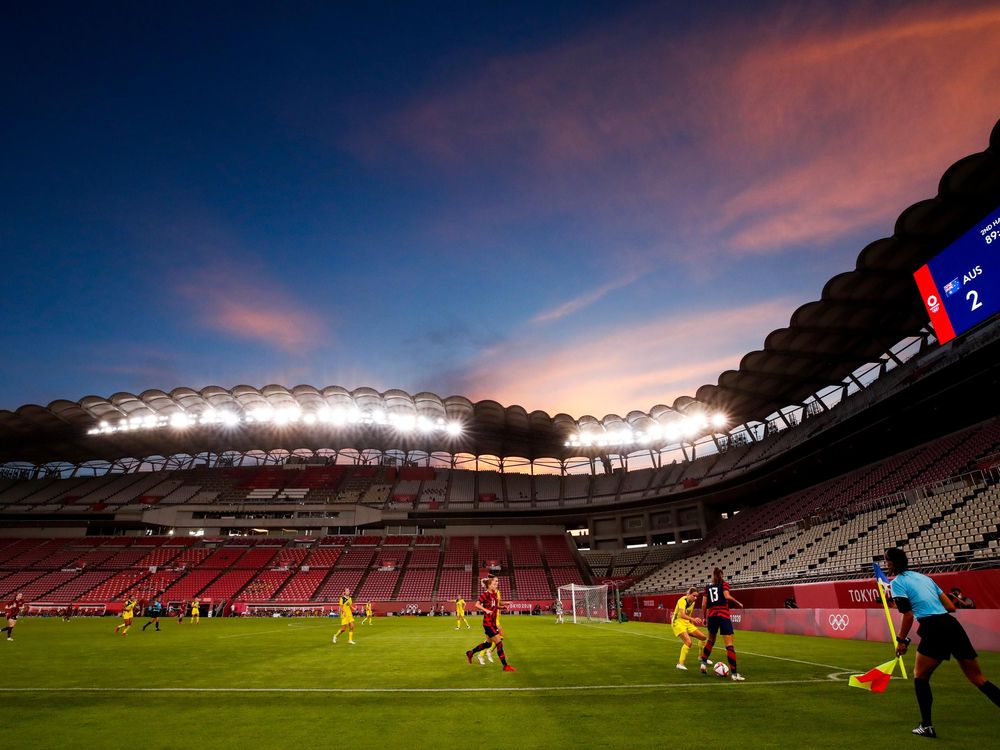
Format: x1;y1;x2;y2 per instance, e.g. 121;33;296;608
170;413;192;429
712;412;728;429
272;407;301;425
446;421;462;437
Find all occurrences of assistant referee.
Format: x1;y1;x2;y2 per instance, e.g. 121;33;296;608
884;547;1000;738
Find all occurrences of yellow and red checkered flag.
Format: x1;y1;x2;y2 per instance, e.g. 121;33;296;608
848;659;897;693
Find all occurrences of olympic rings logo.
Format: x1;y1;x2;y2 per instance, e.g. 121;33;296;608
828;614;850;631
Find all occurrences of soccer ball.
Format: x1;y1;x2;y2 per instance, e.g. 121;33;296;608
713;662;730;678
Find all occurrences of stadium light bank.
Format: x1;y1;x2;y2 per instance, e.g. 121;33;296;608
564;411;728;449
86;407;463;438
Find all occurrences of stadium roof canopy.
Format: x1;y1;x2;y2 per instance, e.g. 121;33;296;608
2;120;998;467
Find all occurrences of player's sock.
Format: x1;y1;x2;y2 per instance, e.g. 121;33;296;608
471;641;490;655
915;677;933;726
679;643;690;664
726;645;738;673
496;642;508;667
155;624;160;631
142;622;150;631
977;681;1000;708
701;639;715;661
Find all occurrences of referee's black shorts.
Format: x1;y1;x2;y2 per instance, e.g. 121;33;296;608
916;613;977;661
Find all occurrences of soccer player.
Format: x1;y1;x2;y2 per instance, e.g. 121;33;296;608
332;588;355;644
142;597;163;631
4;592;24;641
362;601;373;625
454;597;471;630
465;576;514;672
114;596;138;637
175;601;186;623
485;588;507;664
884;547;1000;738
554;598;564;624
698;567;745;681
190;598;200;625
672;586;709;671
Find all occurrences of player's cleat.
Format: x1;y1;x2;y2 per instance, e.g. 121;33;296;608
706;660;713;666
348;640;355;645
6;637;12;641
466;650;474;664
699;661;708;674
332;635;337;644
730;673;745;682
486;650;494;663
477;653;485;665
455;627;460;630
676;664;687;671
502;665;516;672
912;725;937;738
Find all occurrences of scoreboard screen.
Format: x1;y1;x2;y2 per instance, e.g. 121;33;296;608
913;205;1000;344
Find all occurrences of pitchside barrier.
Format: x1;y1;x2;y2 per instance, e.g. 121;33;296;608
626;569;1000;611
629;607;1000;652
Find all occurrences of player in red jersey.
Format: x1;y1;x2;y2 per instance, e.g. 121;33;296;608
4;592;25;641
698;567;745;681
465;576;515;672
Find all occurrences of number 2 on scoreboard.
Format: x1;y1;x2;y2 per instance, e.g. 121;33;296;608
967;289;982;312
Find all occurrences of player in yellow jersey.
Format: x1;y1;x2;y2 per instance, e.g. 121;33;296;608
190;598;200;625
362;601;373;625
114;597;138;637
332;588;355;644
454;598;471;630
672;586;709;671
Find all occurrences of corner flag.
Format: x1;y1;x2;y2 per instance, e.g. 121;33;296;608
872;562;907;679
848;659;897;693
873;562;890;586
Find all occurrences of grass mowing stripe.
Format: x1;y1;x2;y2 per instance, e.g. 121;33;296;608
579;622;855;671
0;678;836;694
215;624;324;638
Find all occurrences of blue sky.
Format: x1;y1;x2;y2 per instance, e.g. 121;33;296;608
1;1;997;418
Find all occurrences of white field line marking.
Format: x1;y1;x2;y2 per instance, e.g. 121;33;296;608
0;679;834;695
577;624;855;672
739;650;854;672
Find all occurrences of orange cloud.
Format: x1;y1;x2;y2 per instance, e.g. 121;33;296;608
177;275;329;353
711;5;1000;252
452;299;795;417
365;2;1000;258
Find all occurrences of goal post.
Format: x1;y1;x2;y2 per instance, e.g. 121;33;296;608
557;583;610;624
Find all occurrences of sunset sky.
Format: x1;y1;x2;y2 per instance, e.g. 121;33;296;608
2;1;998;419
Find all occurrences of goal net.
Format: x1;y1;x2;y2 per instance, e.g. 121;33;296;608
557;583;610;623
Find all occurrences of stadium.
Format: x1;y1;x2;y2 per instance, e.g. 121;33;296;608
4;6;999;749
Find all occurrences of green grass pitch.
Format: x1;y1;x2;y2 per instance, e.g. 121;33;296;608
2;615;997;748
